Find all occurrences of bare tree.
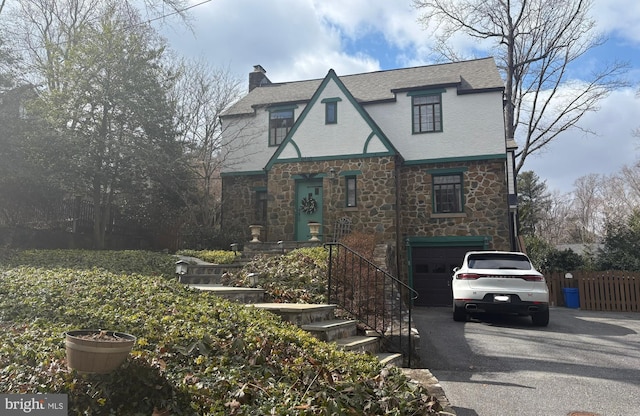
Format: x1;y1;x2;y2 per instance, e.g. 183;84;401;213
5;0;189;88
171;59;244;243
569;173;604;243
634;87;640;138
620;162;640;205
537;189;573;245
414;0;628;173
7;0;103;89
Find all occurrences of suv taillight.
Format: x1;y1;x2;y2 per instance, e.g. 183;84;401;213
522;275;544;281
456;273;480;280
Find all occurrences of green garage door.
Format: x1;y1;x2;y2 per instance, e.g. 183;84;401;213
412;246;479;306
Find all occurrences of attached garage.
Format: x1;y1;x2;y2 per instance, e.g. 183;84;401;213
408;237;488;307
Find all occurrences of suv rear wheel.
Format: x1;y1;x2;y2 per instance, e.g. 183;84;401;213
531;309;549;327
453;304;467;322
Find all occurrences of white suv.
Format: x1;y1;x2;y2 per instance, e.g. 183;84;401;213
452;251;549;326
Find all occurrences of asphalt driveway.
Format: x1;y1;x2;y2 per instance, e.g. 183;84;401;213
413;307;640;416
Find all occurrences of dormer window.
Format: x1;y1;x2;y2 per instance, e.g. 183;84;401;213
321;97;341;125
269;108;295;146
408;89;445;134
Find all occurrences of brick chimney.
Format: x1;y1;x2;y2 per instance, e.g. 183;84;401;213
249;65;271;92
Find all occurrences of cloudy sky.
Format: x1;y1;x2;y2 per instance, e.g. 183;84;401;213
157;0;640;194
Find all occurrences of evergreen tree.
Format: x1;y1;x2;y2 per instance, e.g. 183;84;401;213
31;3;188;248
517;171;551;236
598;210;640;271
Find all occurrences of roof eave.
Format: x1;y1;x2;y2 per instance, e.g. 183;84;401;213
457;86;505;95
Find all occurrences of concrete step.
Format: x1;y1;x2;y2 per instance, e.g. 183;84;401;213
248;303;337;326
190;285;265;304
179;275;224;285
301;319;358;342
376;352;403;367
179;263;243;285
187;263;243;273
335;335;380;354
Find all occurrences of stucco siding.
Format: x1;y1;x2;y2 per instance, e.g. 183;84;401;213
284;80;379;158
221;104;307;173
366;90;505;160
365;134;388;153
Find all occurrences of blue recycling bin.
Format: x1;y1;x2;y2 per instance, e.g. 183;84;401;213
562;287;580;308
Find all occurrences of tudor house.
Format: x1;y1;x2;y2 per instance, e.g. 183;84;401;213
220;58;518;306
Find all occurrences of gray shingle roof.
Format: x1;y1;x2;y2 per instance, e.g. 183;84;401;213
223;57;503;117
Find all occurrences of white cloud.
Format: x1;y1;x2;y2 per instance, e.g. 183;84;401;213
312;0;423;49
163;0;439;79
162;0;380;81
592;0;640;43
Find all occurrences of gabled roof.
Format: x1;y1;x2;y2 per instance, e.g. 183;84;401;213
264;69;398;170
223;57;503;117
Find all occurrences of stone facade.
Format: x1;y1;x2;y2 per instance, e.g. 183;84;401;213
399;158;510;250
222;156;510;250
222;156;510;290
221;174;267;242
266;156;398;242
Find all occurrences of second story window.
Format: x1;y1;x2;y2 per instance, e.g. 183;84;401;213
322;97;341;124
326;102;337;124
433;174;463;213
412;93;442;133
269;109;294;146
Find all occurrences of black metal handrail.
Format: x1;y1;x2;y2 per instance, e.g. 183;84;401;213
325;242;419;367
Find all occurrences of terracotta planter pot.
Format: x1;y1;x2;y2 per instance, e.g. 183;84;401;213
64;330;136;374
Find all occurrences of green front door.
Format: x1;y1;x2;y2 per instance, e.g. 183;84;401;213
296;180;323;241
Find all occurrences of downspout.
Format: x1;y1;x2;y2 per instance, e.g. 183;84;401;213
394;154;412;367
506;138;519;251
394;155;402;284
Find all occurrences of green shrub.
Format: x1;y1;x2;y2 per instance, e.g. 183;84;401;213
0;252;439;415
177;249;237;264
223;247;329;304
4;249;176;278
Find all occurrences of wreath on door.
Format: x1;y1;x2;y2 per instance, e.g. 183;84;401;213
300;196;318;214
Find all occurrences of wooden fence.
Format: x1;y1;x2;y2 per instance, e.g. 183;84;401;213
547;271;640;312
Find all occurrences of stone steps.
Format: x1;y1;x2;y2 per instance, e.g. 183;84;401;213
301;318;358;342
249;303;336;326
180;257;401;366
377;352;404;367
335;335;380;354
178;263;243;285
190;285;266;304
